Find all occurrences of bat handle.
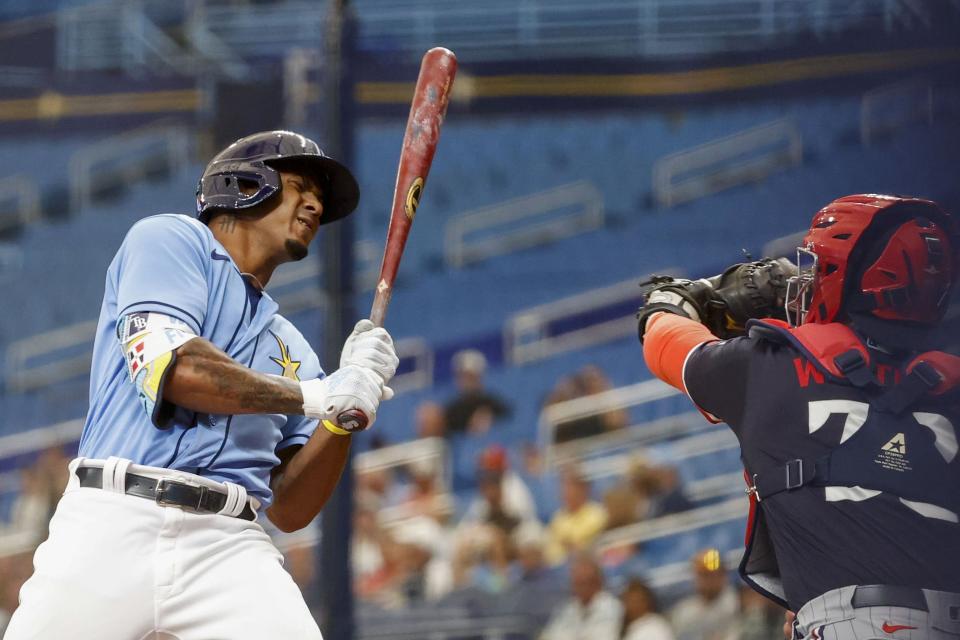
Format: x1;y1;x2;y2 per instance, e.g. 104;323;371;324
336;409;369;432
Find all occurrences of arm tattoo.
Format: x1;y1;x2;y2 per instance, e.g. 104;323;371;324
205;359;303;414
177;340;304;414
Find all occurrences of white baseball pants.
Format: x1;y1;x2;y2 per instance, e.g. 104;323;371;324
795;585;960;640
4;458;323;640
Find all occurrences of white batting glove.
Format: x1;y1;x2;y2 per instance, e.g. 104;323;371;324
340;319;399;395
300;365;385;431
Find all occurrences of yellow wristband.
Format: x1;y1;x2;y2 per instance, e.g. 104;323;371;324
322;419;352;436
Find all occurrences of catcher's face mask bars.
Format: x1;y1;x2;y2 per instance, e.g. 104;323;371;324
785;246;817;325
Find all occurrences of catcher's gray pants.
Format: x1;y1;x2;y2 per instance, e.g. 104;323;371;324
795;585;960;640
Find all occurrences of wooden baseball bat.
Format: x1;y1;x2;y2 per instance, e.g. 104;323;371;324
336;47;457;431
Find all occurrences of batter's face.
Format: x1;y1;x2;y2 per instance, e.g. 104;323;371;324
259;169;325;262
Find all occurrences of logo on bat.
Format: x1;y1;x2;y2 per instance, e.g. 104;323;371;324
405;177;424;220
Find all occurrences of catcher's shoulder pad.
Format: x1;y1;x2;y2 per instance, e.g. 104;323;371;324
747;319;960;400
746;319;868;381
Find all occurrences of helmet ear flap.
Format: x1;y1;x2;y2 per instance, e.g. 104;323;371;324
197;162;281;222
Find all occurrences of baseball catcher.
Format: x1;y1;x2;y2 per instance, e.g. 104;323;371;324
5;131;399;639
638;195;960;639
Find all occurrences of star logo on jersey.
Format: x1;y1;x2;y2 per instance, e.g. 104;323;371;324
882;433;907;454
875;432;912;473
269;332;301;381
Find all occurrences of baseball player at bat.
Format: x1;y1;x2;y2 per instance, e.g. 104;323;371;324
5;130;399;639
637;195;960;640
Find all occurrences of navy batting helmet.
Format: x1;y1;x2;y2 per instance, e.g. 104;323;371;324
196;130;359;225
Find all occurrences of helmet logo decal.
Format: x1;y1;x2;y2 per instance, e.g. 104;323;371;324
405;177;424;220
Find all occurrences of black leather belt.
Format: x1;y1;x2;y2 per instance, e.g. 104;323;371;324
76;467;256;521
852;585;928;612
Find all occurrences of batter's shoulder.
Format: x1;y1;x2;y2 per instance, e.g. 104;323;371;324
125;214;213;248
268;315;313;351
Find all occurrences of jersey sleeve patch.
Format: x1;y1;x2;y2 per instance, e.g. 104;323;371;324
120;312;196;380
132;349;177;428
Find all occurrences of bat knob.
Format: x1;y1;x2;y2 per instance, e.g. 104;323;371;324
336;409;369;432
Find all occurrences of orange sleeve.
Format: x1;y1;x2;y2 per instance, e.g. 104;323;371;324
643;312;719;393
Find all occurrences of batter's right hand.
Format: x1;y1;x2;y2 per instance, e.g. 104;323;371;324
300;365;385;430
339;319;399;389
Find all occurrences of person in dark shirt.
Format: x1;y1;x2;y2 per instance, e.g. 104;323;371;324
638;195;960;639
444;349;511;434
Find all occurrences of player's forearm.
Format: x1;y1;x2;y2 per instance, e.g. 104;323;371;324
267;429;351;532
643;312;718;392
164;338;304;415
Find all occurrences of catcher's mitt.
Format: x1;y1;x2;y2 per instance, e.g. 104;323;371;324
637;257;797;341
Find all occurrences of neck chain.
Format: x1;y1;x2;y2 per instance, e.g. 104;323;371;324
241;272;265;291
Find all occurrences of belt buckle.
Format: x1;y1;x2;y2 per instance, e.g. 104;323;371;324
155;477;176;507
155;477;207;511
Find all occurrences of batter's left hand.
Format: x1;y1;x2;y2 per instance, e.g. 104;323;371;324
340;319;399;387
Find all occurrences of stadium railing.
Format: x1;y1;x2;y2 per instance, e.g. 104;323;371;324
45;0;931;73
503;270;673;367
352;0;913;61
652;117;803;208
860;78;935;146
68;123;193;213
0;175;40;235
444;181;604;269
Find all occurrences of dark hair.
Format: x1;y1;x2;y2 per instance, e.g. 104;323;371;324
623;577;660;613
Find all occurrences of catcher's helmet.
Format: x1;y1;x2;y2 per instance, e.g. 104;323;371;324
787;194;956;335
196;130;359;225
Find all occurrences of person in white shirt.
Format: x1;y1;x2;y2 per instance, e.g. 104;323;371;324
620;577;675;640
670;550;738;640
541;553;623;640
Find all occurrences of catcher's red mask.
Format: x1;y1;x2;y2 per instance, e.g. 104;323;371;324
786;194;956;328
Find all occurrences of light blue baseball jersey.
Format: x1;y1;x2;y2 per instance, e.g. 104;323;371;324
79;214;322;508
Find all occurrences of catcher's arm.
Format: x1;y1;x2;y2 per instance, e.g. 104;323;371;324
637;257;796;342
637;258;796;395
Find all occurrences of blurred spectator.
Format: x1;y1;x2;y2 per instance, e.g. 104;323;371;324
487;524;566;629
3;447;69;543
352;499;387;584
628;459;692;519
669;550;738;640
541;553;623;640
603;485;641;530
355;466;402;512
598;485;641;567
545;470;608;565
0;547;34;637
512;523;554;586
392;516;453;604
356;532;404;606
620;578;675;640
548;366;628;443
396;457;451;522
461;445;539;532
444;349;511;434
722;585;786;640
451;524;514;594
360;516;453;608
414;400;447;439
579;365;629;430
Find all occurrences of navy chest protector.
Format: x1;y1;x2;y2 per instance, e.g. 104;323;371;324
738;319;960;607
